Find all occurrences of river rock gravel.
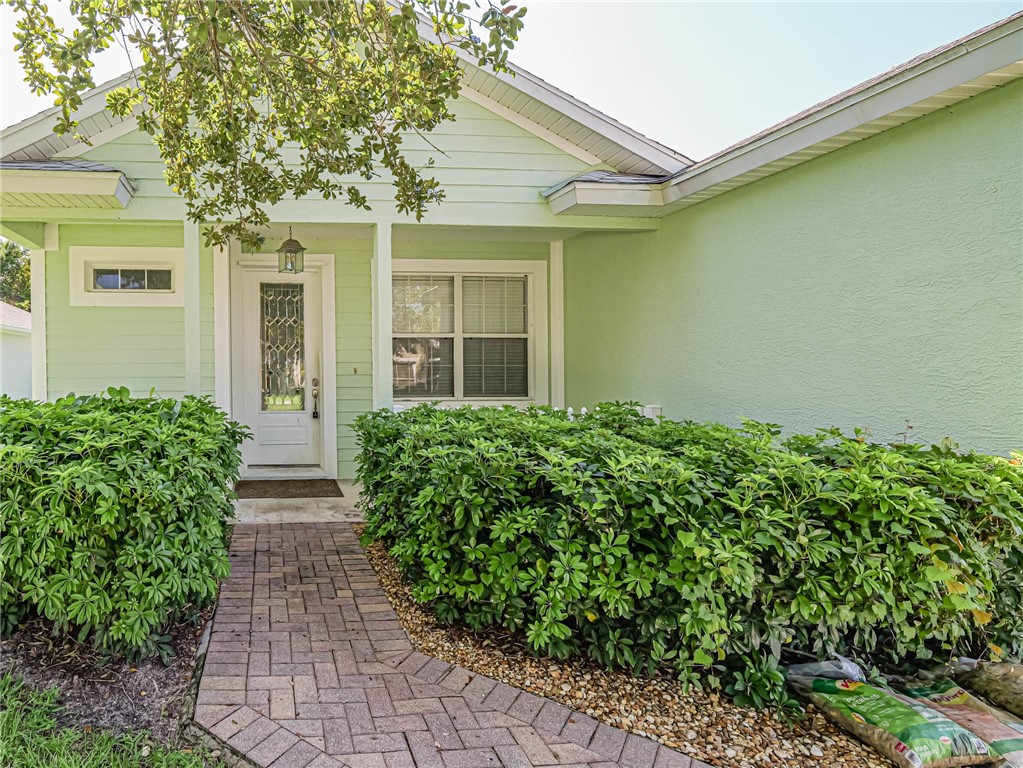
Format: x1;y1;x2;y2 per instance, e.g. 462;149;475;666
360;528;893;768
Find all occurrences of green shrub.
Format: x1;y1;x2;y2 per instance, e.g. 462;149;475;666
0;389;248;657
355;403;1023;706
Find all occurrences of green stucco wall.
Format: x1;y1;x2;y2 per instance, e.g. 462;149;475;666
564;80;1023;455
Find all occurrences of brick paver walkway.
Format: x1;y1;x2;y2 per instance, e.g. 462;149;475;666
192;524;700;768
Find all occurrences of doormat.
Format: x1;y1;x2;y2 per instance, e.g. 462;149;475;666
234;479;343;499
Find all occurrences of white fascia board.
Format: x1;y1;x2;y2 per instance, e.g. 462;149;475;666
53;116;141;158
458;87;604;167
546;185;580;215
573;182;664;207
661;21;1023;205
0;169;135;204
412;15;691;174
0;71;137;158
546;18;1022;216
547;181;662;215
472;62;693;173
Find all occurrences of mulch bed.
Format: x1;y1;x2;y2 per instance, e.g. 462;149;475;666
0;606;213;745
358;524;892;768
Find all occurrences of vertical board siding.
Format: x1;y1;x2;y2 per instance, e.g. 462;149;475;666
47;223;188;399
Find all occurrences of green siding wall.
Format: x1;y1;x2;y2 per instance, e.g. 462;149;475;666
564;80;1023;455
46;223;192;399
79;98;594;228
333;239;373;479
394;239;549;262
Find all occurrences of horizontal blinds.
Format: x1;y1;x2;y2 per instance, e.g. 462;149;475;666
463;338;528;397
392;273;529;399
462;276;527;334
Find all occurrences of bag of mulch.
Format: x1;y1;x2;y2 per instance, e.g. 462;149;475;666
954;660;1023;719
787;655;866;682
902;678;1023;767
789;677;996;768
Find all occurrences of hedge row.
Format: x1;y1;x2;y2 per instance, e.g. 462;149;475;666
0;390;248;658
355;403;1023;706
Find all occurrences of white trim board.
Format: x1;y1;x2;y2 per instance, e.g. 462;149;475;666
543;15;1023;217
230;253;338;481
53;117;141;158
0;71;138;160
30;249;47;400
183;222;201;393
371;223;393;410
457;87;603;167
549;242;565;409
213;243;232;412
68;246;185;307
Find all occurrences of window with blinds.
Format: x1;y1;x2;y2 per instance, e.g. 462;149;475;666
393;273;529;400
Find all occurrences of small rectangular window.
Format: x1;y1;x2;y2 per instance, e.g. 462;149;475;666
91;267;174;292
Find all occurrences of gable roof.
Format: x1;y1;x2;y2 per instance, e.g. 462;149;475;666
0;55;692;176
544;11;1023;217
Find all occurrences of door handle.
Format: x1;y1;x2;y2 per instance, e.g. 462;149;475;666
311;378;319;419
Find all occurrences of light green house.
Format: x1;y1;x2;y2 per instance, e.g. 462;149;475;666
2;14;1020;479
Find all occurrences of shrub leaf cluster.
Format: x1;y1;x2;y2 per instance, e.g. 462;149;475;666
355;403;1023;707
0;390;248;657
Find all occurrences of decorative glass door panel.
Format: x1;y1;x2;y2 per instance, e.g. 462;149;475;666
238;268;322;470
260;283;306;411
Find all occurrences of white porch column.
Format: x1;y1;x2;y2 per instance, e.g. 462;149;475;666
212;242;231;412
183;221;202;395
549;240;566;408
371;222;394;410
29;248;47;400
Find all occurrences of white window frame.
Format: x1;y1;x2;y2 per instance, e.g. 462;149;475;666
69;246;185;307
392;259;549;406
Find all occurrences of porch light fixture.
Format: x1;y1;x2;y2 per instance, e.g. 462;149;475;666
277;227;305;274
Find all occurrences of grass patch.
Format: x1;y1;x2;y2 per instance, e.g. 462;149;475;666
0;674;211;768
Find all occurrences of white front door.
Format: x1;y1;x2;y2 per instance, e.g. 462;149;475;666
239;268;323;468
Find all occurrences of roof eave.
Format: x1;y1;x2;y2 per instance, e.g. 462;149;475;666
0;168;136;209
661;13;1023;206
0;71;138;159
545;12;1023;218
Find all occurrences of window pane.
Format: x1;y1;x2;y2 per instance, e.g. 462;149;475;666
463;338;528;398
147;269;172;290
462;276;527;334
393;337;454;398
260;283;305;411
392;275;454;334
93;269;120;290
120;269;147;290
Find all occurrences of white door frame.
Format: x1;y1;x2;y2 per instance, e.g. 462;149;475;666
228;252;337;480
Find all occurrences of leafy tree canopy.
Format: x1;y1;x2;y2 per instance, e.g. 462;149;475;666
0;239;31;311
10;0;526;246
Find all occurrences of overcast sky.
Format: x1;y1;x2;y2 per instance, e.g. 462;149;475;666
2;1;1020;160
